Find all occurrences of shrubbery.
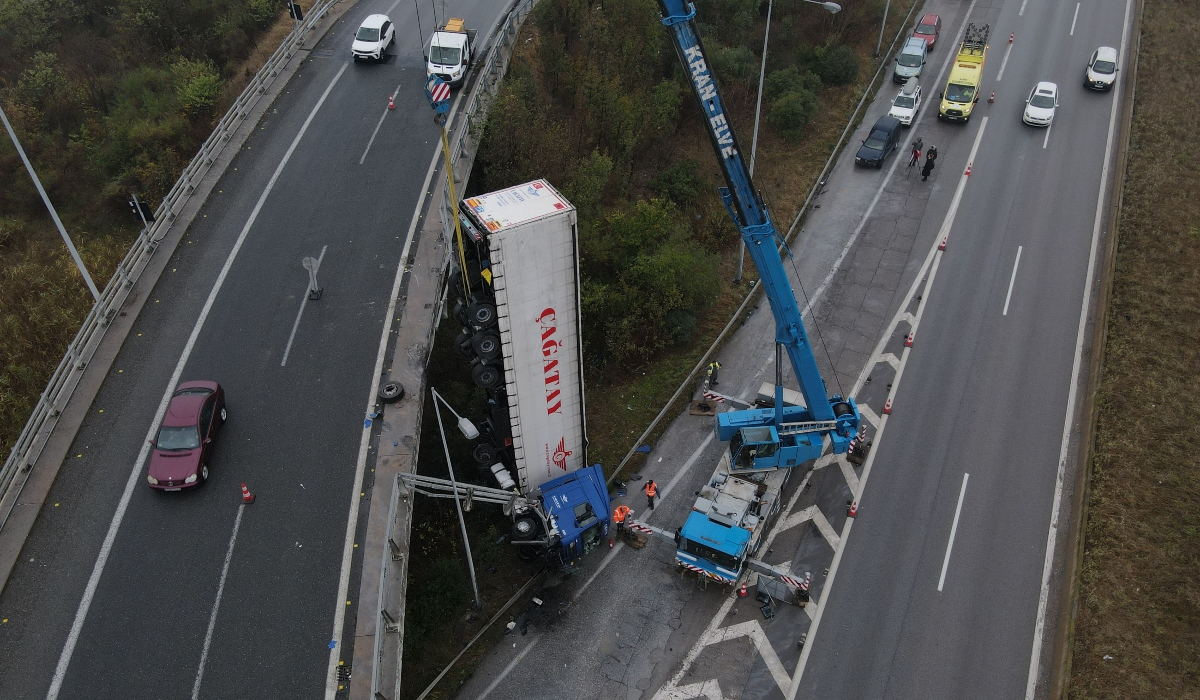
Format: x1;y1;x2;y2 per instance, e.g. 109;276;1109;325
816;44;861;86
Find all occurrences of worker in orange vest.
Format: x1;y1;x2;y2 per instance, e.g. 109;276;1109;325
613;504;632;534
644;480;658;510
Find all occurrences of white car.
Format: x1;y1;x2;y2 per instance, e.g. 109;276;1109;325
888;78;921;126
1023;81;1059;126
352;14;395;62
1084;46;1118;91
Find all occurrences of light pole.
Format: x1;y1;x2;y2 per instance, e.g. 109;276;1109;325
874;0;891;58
735;0;841;283
1;104;100;302
430;387;483;610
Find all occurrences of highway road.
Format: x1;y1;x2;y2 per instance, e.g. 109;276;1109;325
451;0;1133;697
0;1;502;698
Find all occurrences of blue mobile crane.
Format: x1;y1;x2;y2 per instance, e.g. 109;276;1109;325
625;0;863;592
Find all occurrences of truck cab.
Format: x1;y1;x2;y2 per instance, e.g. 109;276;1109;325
426;18;477;87
534;463;611;564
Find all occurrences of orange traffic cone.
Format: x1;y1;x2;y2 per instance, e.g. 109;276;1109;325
388;93;395;110
883;397;893;415
988;90;995;103
1009;32;1015;43
905;332;914;348
939;236;947;251
965;163;973;176
847;501;859;517
737;582;748;598
241;482;255;504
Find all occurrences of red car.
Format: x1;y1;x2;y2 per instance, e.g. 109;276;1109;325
913;14;942;49
147;381;226;491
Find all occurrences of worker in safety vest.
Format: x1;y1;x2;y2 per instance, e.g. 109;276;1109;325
644;480;658;510
612;505;632;534
706;361;721;386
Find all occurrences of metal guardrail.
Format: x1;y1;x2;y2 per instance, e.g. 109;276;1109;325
0;0;339;534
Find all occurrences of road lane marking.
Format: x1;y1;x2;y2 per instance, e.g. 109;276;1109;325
322;83;467;699
192;504;246;699
1025;0;1135;694
478;636;543;700
1003;245;1023;315
996;42;1014;81
1020;0;1029;16
281;244;328;365
360;83;402;165
46;61;350;700
1070;3;1080;35
937;473;970;592
1044;122;1053;149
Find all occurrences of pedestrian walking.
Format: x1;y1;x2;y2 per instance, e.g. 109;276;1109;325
921;156;936;181
707;360;721;387
644;480;658;510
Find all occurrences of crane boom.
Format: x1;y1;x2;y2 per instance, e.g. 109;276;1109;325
657;0;860;463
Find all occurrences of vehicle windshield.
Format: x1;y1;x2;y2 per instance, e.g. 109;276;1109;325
1030;93;1056;108
679;538;741;572
156;425;200;451
917;23;937;34
429;45;462;65
356;26;380;42
1093;60;1116;74
945;83;975;103
897;52;923;67
864;131;888;150
894;95;916;108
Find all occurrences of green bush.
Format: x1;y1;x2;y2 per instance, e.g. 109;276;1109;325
816;45;860;86
764;66;823;99
708;42;758;86
653;160;707;205
769;89;820;142
171;58;222;116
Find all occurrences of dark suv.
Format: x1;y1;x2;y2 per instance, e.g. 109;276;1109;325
855;115;902;169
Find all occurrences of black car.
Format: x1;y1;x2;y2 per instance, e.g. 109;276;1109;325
855;115;902;169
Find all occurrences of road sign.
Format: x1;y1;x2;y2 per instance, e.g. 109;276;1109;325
424;75;451;115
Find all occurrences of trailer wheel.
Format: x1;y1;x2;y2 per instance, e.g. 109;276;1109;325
471;331;501;361
471;363;502;389
454;329;473;358
512;517;538;540
468;301;497;328
473;443;497;465
378;381;405;403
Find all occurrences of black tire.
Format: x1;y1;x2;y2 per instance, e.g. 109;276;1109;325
454;329;473;358
220;406;227;422
471;331;501;361
378;381;405;403
473;443;497;465
512;517;538;540
468;301;497;328
453;299;470;327
471;363;502;389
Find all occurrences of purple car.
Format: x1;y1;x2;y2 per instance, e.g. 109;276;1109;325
147;381;226;491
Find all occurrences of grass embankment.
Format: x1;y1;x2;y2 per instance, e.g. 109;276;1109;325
0;0;300;463
1068;0;1200;696
400;0;916;696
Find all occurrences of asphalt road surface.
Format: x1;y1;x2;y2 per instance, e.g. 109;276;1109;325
0;1;502;698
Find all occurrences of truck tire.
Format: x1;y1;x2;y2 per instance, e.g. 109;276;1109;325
473;443;497;465
471;331;501;361
512;517;538;540
454;329;473;358
471;363;502;389
468;301;497;328
453;299;471;327
378;381;405;403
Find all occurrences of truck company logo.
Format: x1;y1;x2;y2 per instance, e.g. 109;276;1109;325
552;437;572;471
682;46;737;159
537;308;563;415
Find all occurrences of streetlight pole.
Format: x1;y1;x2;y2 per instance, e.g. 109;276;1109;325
430;387;483;610
1;104;101;302
875;0;891;58
735;0;841;283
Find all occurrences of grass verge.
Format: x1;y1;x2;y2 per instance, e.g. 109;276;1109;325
1067;0;1200;696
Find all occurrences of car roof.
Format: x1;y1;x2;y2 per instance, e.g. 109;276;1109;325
901;78;919;95
1034;81;1058;93
902;37;926;51
1095;46;1118;60
919;13;939;24
360;14;389;28
873;115;901;130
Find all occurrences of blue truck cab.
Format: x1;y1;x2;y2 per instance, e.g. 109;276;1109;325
538;463;611;563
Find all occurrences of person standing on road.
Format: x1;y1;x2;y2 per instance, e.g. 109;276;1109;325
707;361;721;387
644;480;658;510
921;155;936;181
613;504;632;535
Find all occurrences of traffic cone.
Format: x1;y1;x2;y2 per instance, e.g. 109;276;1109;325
240;482;255;504
1009;32;1015;43
988;90;995;103
388;93;395;110
905;332;914;348
939;236;947;251
609;539;615;549
847;501;859;517
965;163;973;176
737;582;748;598
883;397;892;415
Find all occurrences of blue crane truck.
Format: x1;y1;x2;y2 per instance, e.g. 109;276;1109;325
626;0;863;594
